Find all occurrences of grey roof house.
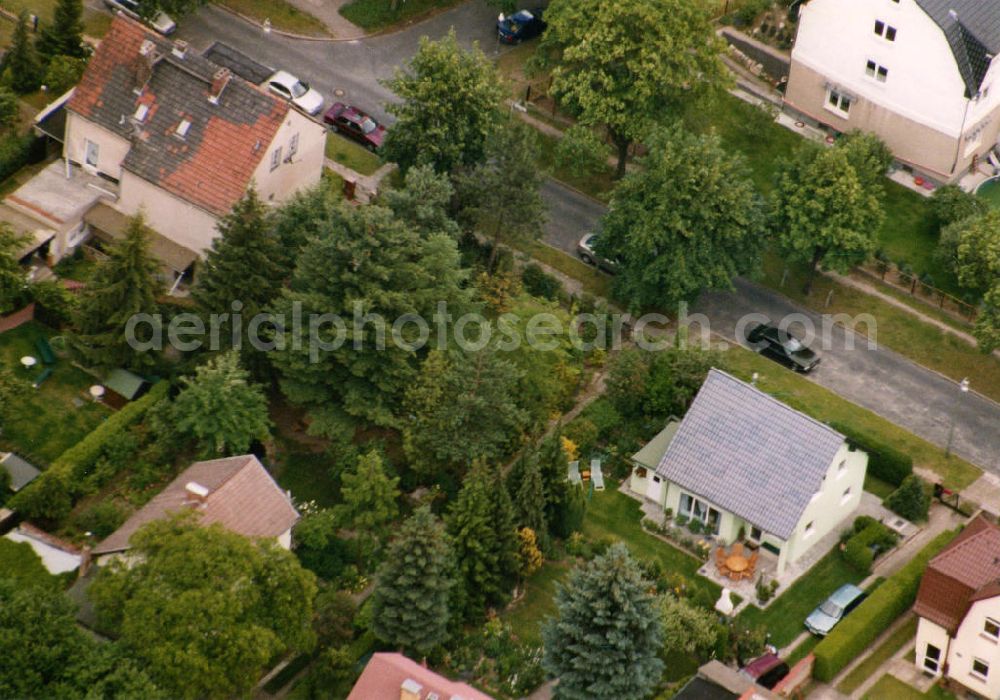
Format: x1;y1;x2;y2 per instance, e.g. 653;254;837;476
629;369;868;575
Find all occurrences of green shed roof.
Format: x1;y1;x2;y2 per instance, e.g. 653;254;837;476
104;369;147;400
631;421;680;470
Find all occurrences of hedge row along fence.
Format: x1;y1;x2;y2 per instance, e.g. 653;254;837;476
812;527;960;682
9;381;169;523
828;421;913;486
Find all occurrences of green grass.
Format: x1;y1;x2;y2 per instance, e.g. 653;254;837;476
518;242;613;299
503;561;567;645
0;538;60;587
865;674;955;700
838;615;918;694
325;133;382;177
216;0;331;36
724;346;981;490
865;474;897;500
976;178;1000;208
339;0;461;32
786;634;822;665
0;322;110;465
879;182;959;293
2;0;112;38
738;549;864;649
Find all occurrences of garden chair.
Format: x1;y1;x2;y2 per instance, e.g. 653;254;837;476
591;459;605;491
731;542;744;558
32;367;53;388
728;568;743;582
567;460;582;485
34;337;55;365
747;550;759;572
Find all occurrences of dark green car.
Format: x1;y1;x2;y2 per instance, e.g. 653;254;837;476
746;322;820;373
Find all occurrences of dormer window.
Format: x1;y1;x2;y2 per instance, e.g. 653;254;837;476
134;104;149;122
175;119;191;138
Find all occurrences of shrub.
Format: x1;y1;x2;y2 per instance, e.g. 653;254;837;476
564;418;599;455
842;522;896;574
813;528;959;681
71;500;128;539
0;88;17;131
885;474;930;522
43;55;88;96
0;133;44;185
521;263;562;300
829;421;912;486
31;279;78;328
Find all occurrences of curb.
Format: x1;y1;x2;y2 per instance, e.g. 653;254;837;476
212;3;364;43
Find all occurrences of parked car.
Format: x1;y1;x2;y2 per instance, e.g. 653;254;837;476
323;103;386;151
497;9;546;43
103;0;176;35
745;322;820;373
576;233;619;273
266;71;324;116
805;583;867;636
740;652;790;690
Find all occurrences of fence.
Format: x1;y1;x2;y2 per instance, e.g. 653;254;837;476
773;653;814;698
860;260;979;322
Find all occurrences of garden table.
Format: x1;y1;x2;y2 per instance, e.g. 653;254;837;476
725;555;749;573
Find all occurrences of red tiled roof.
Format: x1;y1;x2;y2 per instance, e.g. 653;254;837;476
347;653;494;700
914;515;1000;634
94;455;299;555
67;15;288;216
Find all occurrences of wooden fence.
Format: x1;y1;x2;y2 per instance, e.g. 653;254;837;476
861;261;979;322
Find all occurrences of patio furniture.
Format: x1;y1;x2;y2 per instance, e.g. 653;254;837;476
32;367;53;388
89;385;105;401
568;460;582;485
725;554;749;577
20;356;36;370
34;337;55;365
591;459;605;491
731;542;744;558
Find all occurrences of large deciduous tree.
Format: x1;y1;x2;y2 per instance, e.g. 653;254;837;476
660;594;719;660
771;146;883;294
939;209;1000;351
542;543;664;699
383;30;508;173
71;212;162;370
0;224;27;315
371;506;456;656
36;0;86;60
89;515;317;700
597;126;764;311
535;0;728;177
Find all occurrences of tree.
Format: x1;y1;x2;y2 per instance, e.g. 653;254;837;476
403;348;528;477
383;30;508;173
517;527;543;579
885;474;930;522
192;187;285;360
71;212;162;370
837;130;893;192
36;0;87;60
5;13;42;94
535;0;728;178
607;345;716;420
454;120;546;271
312;588;356;650
554;125;609;179
0;224;27;314
660;594;719;660
930;184;987;232
332;450;400;563
88;514;317;700
447;462;520;619
381;164;460;239
43;53;88;96
0;88;19;131
511;452;548;536
269;200;471;428
371;506;455;655
771;146;883;294
542;543;664;699
536;429;586;539
938;209;1000;351
168;351;271;456
597;126;764;310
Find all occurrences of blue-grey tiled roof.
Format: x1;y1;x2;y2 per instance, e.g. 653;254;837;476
654;369;845;540
917;0;1000;97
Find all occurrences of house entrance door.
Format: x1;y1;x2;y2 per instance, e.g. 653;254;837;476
646;475;663;503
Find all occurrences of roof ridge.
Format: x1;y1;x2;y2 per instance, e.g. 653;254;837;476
210;455;298;516
932;523;1000;569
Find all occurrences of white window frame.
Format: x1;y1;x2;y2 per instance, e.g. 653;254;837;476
841;486;852;504
865;59;889;83
175;119;191;139
678;493;721;535
972;657;990;681
84;139;99;168
985;617;1000;640
874;20;897;41
271;146;282;171
924;644;941;673
288;132;299;158
826;88;853;117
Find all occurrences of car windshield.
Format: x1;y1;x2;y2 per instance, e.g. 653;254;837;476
819;600;842;618
291;81;309;98
783;336;803;352
360;117;377;134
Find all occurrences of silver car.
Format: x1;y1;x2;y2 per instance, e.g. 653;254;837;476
266;71;324;116
103;0;176;35
576;233;619;273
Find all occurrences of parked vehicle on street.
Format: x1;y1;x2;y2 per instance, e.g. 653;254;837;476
323;103;386;151
576;233;619;273
805;583;867;636
740;652;790;689
746;321;820;373
104;0;176;34
497;9;546;43
266;71;324;116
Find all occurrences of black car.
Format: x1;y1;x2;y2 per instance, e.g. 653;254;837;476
497;9;546;44
746;322;820;372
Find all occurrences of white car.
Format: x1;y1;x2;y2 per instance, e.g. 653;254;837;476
266;71;324;116
103;0;176;35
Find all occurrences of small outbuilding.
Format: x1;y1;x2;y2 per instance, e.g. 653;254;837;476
0;453;41;492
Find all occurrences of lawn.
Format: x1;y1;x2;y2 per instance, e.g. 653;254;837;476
0;322;110;465
865;674;955;700
325;133;382;177
339;0;462;33
271;444;343;507
503;561;567;645
724;346;981;490
865;474;897;500
878;183;959;293
737;549;864;649
785;634;821;665
0;538;60;587
215;0;331;37
838;615;918;694
519;242;613;299
2;0;111;38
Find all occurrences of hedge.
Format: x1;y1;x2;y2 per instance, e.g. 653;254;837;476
9;381;169;522
842;521;896;574
813;528;959;681
0;133;45;184
829;421;913;486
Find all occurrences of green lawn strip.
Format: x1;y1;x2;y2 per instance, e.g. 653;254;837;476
879;182;959;293
785;634;821;666
864;474;896;500
737;549;863;649
0;321;110;465
502;560;567;645
339;0;462;33
0;538;60;587
855;271;976;337
215;0;331;36
325;133;382;177
864;674;955;700
724;347;981;490
759;251;1000;405
517;242;613;299
2;0;111;39
837;615;918;695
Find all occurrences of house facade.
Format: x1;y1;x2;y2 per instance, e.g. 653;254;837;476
784;0;1000;184
630;369;867;575
915;515;1000;697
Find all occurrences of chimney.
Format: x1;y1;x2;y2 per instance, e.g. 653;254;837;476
172;40;188;59
185;481;209;507
400;678;422;700
78;545;92;579
208;68;231;104
134;40;157;90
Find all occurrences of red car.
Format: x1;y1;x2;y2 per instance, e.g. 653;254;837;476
323;103;386;152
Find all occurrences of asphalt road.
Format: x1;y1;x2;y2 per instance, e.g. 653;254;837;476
173;1;1000;474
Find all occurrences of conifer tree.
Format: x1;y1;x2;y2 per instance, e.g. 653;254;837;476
543;543;664;699
71;213;161;370
512;452;548;536
371;506;455;656
0;224;26;315
332;450;400;564
537;428;586;539
37;0;87;60
6;12;42;94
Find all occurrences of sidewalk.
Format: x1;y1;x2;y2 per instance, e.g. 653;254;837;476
277;0;366;38
324;159;396;203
